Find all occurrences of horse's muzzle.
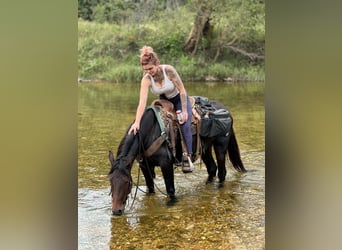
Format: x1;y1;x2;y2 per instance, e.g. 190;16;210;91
112;209;124;216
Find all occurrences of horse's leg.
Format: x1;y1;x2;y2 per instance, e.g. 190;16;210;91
202;142;217;183
160;162;176;199
213;137;229;183
140;162;155;194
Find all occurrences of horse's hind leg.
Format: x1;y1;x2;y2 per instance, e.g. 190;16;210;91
214;143;227;183
202;144;217;183
140;163;155;194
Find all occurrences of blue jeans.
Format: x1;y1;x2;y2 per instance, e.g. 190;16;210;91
165;93;193;154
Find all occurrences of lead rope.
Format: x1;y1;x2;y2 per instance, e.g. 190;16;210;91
125;134;143;212
129;164;148;211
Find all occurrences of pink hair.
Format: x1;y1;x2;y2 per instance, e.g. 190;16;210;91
139;46;160;66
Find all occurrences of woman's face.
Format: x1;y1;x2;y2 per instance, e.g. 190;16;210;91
142;64;158;76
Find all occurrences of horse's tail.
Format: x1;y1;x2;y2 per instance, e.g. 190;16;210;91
228;127;247;172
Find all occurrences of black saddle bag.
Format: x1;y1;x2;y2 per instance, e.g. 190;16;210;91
193;96;232;137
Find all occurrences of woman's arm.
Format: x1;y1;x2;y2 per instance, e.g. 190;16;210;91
128;77;150;134
165;65;188;122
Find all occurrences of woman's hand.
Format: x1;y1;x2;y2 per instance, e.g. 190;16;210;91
128;122;140;135
181;110;188;123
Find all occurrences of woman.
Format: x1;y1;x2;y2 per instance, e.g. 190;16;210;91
128;46;193;173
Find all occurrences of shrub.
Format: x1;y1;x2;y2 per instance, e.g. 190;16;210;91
102;64;142;83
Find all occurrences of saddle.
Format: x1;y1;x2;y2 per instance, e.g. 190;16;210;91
144;97;232;163
145;98;202;163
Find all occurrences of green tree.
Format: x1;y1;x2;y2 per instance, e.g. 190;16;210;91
183;0;264;62
183;1;212;55
92;0;138;24
78;0;101;21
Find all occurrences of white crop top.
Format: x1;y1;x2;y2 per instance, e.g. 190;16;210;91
148;65;179;99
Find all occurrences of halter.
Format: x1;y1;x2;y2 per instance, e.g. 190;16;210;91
109;158;133;206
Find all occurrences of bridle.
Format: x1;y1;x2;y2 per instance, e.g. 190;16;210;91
109;161;133;206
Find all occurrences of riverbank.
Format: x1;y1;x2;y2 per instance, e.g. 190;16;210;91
77;76;265;84
77;63;264;84
77;58;265;84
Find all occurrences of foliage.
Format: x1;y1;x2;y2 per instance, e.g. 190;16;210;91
200;0;265;61
78;0;101;21
78;0;265;82
92;0;138;24
102;64;142;83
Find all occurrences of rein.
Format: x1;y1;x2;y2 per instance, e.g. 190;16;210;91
127;165;140;211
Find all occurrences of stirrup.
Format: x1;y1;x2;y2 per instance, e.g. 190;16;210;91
187;155;195;171
182;154;194;173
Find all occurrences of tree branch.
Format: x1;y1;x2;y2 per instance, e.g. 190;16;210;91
213;35;239;62
226;36;239;46
226;45;264;61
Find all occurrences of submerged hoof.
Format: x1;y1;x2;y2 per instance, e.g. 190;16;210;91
218;179;225;184
169;194;176;200
167;195;178;206
206;177;214;184
148;189;155;194
217;182;224;188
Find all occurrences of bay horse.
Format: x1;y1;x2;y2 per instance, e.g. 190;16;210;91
108;98;246;215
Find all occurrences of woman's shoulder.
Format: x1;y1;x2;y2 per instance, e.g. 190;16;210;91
162;64;173;68
141;74;152;85
163;64;176;73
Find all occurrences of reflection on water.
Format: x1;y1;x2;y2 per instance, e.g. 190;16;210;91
78;151;264;249
78;188;112;250
78;82;264;249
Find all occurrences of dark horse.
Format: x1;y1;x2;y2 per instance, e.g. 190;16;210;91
108;98;246;215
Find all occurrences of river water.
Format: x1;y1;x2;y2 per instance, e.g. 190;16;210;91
78;82;265;249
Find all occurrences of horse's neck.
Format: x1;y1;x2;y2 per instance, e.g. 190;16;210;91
115;155;136;175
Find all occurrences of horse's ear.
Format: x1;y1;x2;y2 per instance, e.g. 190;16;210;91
109;150;115;166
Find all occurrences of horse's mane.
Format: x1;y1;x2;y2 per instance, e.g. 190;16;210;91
116;126;130;158
108;123;138;176
108;153;132;177
108;162;130;179
108;108;159;176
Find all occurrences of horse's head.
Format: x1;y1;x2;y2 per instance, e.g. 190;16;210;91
108;151;133;216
